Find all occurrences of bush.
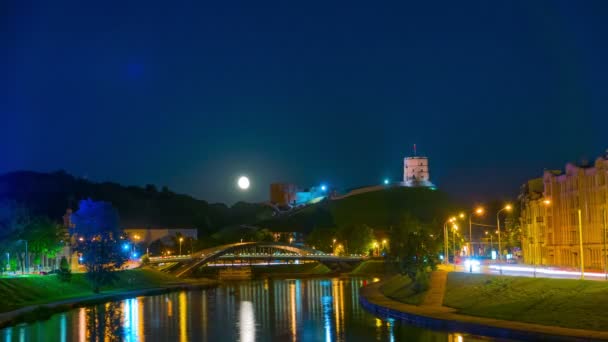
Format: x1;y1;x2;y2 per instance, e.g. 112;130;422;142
57;256;72;283
412;270;430;293
141;254;150;265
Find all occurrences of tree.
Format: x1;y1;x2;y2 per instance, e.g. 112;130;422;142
72;199;126;293
305;227;336;252
22;217;65;270
0;201;37;273
253;228;274;242
389;214;441;291
58;256;72;282
337;224;375;255
72;199;121;239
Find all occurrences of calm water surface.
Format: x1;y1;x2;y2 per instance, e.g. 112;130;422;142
1;278;502;341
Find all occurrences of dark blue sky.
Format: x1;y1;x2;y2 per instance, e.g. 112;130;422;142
2;1;607;204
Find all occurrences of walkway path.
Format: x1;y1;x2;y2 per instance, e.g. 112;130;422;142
360;272;608;340
421;270;448;307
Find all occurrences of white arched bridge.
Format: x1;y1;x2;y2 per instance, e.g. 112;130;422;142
148;242;368;278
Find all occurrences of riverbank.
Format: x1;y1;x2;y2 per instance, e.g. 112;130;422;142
361;272;608;340
0;268;217;328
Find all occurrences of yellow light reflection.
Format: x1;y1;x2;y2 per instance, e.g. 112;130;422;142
78;308;86;342
167;297;173;317
179;292;188;342
138;297;145;342
289;283;297;341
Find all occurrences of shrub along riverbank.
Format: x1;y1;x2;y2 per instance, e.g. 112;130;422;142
0;268;206;314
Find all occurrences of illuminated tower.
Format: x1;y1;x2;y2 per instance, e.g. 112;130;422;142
403;156;434;188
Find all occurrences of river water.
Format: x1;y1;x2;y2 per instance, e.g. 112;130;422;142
1;277;500;341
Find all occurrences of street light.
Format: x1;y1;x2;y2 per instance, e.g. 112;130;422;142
468;207;485;256
443;216;456;264
485;231;493;257
452;225;459;270
179;237;184;255
496;204;513;261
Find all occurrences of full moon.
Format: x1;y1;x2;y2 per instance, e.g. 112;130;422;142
237;176;250;190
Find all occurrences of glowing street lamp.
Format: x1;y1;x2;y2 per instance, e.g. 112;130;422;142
443;216;457;264
179;237;184;255
321;184;327;191
468;207;485;257
452;224;459;270
383;179;389;185
496;204;512;261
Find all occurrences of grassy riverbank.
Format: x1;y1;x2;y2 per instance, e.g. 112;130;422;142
379;275;426;305
444;273;608;331
0;268;202;313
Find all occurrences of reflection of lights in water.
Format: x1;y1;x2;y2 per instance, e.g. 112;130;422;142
179;292;188;342
123;298;142;342
321;295;333;342
239;301;256;342
387;318;395;342
332;280;344;338
60;313;66;342
138;298;145;342
166;297;173;317
79;308;86;341
289;283;297;341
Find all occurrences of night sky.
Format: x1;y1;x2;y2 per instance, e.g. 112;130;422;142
3;1;608;205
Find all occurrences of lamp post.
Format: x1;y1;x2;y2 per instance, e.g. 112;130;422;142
578;209;584;280
468;207;485;257
179;237;184;256
443;217;456;264
603;208;607;281
452;225;458;270
485;231;493;257
496;204;512;261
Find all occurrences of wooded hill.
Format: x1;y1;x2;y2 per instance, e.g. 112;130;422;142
0;171;272;233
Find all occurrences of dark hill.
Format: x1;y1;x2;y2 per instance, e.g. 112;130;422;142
260;187;455;232
0;170;272;232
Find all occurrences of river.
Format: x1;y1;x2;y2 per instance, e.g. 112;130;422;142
1;277;504;341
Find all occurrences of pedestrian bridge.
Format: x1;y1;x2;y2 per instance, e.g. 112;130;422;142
148;242;367;277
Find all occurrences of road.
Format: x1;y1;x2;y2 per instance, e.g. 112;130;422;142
450;263;608;281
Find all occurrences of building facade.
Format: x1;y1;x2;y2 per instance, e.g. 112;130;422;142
520;154;608;269
270;183;298;206
403;156;435;188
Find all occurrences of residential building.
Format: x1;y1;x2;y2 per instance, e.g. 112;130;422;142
520;153;608;269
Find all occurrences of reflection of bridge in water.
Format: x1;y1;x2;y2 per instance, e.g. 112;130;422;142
148;242;367;278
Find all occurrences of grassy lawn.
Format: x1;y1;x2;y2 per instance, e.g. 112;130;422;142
444;273;608;331
379;274;426;305
351;260;399;276
0;268;191;313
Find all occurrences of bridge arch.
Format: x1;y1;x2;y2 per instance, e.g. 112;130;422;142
175;242;328;277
